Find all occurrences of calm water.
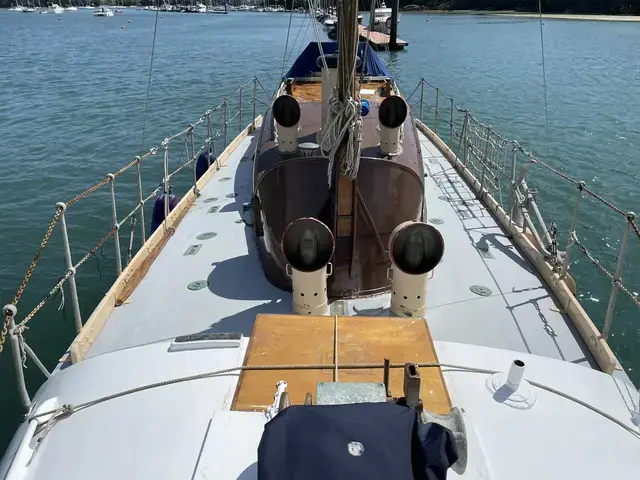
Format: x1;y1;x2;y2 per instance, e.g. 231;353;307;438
0;10;638;451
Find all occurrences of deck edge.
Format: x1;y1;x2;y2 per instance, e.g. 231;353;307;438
69;117;263;363
416;120;618;375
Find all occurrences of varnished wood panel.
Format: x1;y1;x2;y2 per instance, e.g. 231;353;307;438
232;314;451;414
291;80;390;103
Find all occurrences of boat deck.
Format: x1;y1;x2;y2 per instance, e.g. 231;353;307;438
84;126;635;390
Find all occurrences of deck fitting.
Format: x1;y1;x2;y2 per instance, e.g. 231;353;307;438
203;197;218;203
438;195;451;201
470;285;492;297
219;177;232;182
428;218;444;225
187;280;209;291
226;193;238;198
197;232;217;240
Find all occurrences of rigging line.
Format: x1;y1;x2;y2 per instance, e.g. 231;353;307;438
537;0;550;154
281;6;295;79
139;2;161;154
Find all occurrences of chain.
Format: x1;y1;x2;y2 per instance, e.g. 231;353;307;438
18;272;73;329
75;227;117;270
0;312;9;354
572;233;640;308
12;208;63;306
65;176;110;208
631;220;640;243
113;158;138;178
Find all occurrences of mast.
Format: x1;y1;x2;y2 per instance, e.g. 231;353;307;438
333;0;360;266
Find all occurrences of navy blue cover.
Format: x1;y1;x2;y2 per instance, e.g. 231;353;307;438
257;403;458;480
286;42;392;79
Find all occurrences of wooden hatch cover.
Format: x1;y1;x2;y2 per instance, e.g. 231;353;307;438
232;314;451;414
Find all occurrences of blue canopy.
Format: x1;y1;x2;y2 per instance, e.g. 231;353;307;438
286;42;392;79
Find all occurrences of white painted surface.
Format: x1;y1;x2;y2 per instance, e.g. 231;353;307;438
436;341;640;479
193;412;265;480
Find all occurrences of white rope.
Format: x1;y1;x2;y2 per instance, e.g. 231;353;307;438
319;1;363;186
27;361;640;441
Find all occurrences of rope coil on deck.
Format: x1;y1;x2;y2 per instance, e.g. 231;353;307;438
27;361;640;441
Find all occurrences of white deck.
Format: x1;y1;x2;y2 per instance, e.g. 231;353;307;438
2;126;639;480
87;129;614;380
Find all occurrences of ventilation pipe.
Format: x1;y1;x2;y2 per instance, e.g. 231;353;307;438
282;217;335;316
316;53;339;133
379;95;408;155
272;94;301;154
388;221;444;317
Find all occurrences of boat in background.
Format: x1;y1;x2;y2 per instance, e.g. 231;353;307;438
9;4;24;11
93;5;113;16
46;3;64;13
371;0;398;33
64;4;77;11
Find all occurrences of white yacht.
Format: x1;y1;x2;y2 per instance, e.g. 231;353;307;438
9;4;24;11
46;3;64;13
64;5;77;10
93;5;113;16
0;2;639;479
370;1;398;33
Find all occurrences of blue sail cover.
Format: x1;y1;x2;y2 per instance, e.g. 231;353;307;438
286;42;392;79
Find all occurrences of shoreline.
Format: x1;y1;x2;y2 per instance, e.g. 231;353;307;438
403;10;640;22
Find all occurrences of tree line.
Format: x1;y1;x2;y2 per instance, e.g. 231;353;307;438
2;0;638;15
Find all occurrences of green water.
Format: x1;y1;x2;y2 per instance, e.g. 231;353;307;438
0;10;638;452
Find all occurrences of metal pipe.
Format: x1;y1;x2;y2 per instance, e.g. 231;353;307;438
383;357;391;397
107;173;123;276
602;212;636;339
252;77;257;130
4;305;30;408
135;156;146;245
24;342;51;379
55;202;82;333
479;126;490;194
560;181;585;279
418;79;424;121
190;127;199;196
126;217;136;265
239;86;243;131
449;97;454;148
163;141;169;223
223;97;228;147
434;87;439;133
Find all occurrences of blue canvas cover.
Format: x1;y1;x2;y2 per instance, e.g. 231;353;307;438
257;402;458;480
286;42;393;79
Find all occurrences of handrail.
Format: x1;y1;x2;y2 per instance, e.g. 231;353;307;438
1;77;272;409
411;78;640;339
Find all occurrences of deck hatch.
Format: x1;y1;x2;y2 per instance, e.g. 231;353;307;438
184;244;202;256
